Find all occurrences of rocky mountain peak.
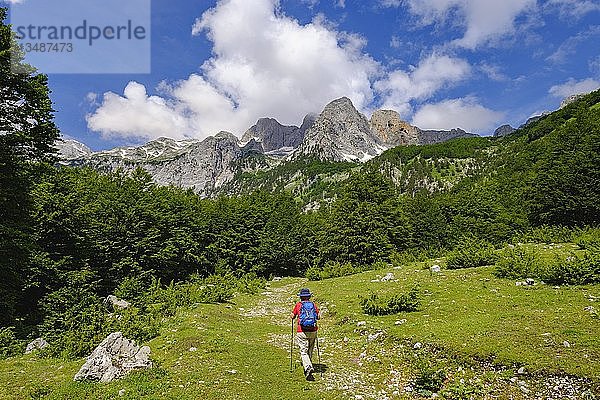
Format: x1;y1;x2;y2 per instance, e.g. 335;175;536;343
55;139;92;160
299;113;318;134
320;96;360;119
493;124;516;137
293;97;385;162
370;110;420;146
241;117;306;152
214;131;238;142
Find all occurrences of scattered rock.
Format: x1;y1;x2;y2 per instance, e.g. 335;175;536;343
430;265;441;273
517;366;526;375
381;273;395;282
74;332;152;382
272;276;282;282
413;342;422;349
118;389;126;397
227;369;238;374
357;321;366;327
368;332;384;342
103;295;131;312
25;338;49;354
189;347;197;352
563;341;571;348
584;306;596;313
394;319;407;326
525;278;535;286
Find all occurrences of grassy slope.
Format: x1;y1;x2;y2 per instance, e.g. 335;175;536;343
1;243;599;399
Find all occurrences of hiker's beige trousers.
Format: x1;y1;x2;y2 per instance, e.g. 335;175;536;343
296;331;317;371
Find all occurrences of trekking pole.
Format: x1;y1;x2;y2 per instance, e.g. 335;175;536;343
290;318;294;373
316;331;322;378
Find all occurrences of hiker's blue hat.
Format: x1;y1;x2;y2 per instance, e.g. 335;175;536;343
298;288;312;297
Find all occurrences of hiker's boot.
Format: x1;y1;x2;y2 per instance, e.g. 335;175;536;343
305;366;315;381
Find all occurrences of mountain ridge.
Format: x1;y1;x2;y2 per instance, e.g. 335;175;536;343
57;96;490;197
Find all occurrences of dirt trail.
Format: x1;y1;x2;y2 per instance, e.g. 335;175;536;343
240;280;390;399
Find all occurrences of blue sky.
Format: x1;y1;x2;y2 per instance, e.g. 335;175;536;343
5;0;600;150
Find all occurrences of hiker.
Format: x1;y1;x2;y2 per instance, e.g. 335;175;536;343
290;288;321;381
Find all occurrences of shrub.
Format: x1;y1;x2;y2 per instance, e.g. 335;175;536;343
574;228;600;250
142;278;189;317
236;273;266;294
371;260;389;270
412;350;447;395
446;237;497;270
542;251;600;285
196;274;236;303
37;272;112;358
114;273;154;306
513;226;576;244
110;307;161;343
414;364;446;394
360;286;420;315
305;265;323;281
494;247;541;279
306;261;359;281
306;260;393;281
0;327;23;359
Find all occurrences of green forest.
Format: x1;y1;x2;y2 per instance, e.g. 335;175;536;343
1;5;600;379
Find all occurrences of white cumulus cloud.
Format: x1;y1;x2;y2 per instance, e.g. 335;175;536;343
88;0;379;141
548;78;600;98
412;97;504;132
86;82;191;140
375;53;471;116
384;0;536;49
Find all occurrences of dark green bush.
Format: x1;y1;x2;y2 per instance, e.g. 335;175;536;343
574;228;600;250
114;273;154;306
494;247;541;279
414;364;446;394
196;274;236;303
110;307;161;343
542;251;600;285
236;273;266;294
446;237;496;270
360;286;420;315
390;250;434;266
142;278;189;317
306;261;359;281
513;226;576;244
0;327;23;359
37;272;111;358
411;349;447;395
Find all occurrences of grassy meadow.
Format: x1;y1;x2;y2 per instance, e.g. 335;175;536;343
0;242;598;399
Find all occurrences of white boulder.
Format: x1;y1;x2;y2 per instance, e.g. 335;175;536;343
25;338;49;354
74;332;152;382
